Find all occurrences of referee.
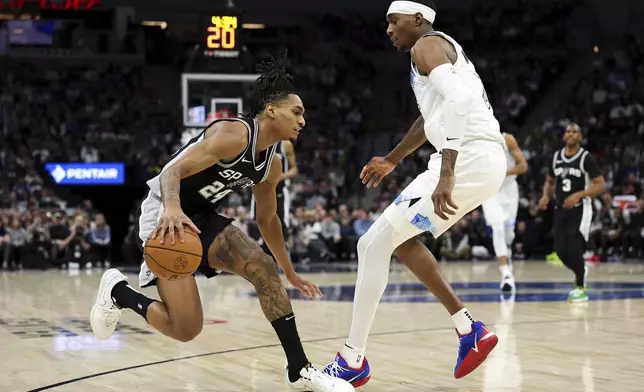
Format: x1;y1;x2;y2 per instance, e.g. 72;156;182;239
539;123;606;303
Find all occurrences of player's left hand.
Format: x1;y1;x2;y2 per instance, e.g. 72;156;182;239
361;156;396;188
563;192;582;209
286;271;323;299
432;173;458;220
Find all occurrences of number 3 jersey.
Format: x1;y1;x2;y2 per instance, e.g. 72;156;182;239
549;147;601;207
146;117;278;216
410;31;503;153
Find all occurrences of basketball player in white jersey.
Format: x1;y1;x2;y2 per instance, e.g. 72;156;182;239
481;133;528;292
324;0;506;386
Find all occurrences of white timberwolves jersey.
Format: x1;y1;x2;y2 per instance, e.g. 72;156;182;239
410;31;503;152
500;133;517;190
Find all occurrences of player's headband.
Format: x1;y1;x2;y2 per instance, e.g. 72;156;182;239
387;1;436;24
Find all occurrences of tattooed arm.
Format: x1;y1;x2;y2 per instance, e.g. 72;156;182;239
253;154;321;298
386;115;426;164
361;116;426;188
431;149;460;220
153;122;249;244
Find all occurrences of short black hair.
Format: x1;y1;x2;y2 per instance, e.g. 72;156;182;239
567;122;583;134
246;52;296;117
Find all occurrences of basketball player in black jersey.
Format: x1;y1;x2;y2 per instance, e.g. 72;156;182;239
250;139;297;255
89;58;354;392
539;123;605;303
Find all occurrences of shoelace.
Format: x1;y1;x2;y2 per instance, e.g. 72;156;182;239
325;361;348;379
457;333;469;357
102;306;121;327
305;367;333;387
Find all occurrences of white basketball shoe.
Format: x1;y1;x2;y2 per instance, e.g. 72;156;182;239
286;363;355;392
500;264;515;292
90;268;127;340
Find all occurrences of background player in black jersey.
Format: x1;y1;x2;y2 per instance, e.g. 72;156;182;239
539;123;605;303
250;139;298;256
89;58;354;392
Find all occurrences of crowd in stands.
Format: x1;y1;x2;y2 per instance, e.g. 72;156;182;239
1;1;642;268
0;201;112;270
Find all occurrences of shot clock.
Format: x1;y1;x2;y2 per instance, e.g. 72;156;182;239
203;13;241;59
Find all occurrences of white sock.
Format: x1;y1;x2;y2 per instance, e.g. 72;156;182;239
451;308;474;335
491;223;508;259
341;343;365;369
500;264;512;278
344;217;408;365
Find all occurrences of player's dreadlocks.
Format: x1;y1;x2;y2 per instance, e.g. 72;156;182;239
246;51;295;117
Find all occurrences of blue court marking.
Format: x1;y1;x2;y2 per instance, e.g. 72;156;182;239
245;281;644;303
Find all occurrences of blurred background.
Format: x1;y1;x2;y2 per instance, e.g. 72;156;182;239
0;0;642;272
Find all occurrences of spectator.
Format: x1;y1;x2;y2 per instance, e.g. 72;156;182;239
623;173;642;197
338;205;357;260
58;215;92;268
621;200;643;258
468;209;493;258
4;217;28;269
598;206;625;261
0;216;10;268
320;210;341;260
300;210;328;262
24;214;51;269
440;220;471;260
512;221;530;260
91;213;111;267
352;209;373;237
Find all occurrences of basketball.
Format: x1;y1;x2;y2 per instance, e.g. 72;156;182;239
144;229;203;281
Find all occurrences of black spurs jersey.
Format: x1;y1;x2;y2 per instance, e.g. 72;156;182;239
549;147;601;207
146;117;278;216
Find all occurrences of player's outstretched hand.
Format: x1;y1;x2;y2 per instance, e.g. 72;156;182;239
151;207;201;245
432;173;458;220
286;271;323;299
538;196;550;210
361;156;396;188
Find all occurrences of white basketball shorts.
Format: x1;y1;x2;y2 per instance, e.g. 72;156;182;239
481;181;520;226
383;140;506;239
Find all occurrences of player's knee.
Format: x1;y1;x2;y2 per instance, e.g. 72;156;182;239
246;249;280;281
393;238;417;260
175;324;202;342
356;234;371;260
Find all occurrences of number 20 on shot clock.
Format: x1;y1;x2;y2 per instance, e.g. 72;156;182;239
204;14;241;59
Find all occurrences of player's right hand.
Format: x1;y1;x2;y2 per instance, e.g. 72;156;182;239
285;271;323;299
151;207;201;245
361;156;396;188
538;196;550;210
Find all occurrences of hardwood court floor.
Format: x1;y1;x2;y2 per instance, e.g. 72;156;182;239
1;261;643;392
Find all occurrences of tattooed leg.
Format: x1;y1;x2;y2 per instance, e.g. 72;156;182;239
208;224;309;378
208;224;293;321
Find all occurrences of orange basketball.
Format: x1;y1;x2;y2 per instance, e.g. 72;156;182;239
144;228;203;281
